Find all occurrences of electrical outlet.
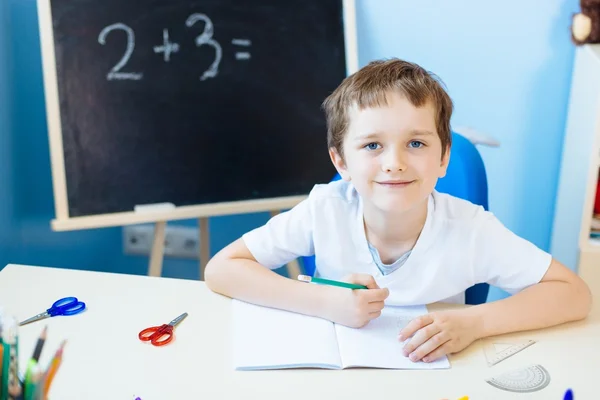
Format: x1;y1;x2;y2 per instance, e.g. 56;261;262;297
123;224;200;259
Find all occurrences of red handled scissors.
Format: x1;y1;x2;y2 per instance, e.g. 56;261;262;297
138;312;187;346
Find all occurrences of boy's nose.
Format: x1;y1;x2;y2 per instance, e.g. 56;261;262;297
382;149;407;172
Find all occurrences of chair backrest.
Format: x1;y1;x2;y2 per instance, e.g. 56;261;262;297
435;132;489;211
299;132;490;305
435;132;490;305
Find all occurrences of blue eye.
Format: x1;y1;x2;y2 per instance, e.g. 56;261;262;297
365;142;381;150
409;140;424;148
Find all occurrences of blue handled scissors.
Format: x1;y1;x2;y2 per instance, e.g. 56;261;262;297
19;297;86;326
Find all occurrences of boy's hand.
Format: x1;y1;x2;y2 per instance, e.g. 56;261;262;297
398;309;481;362
323;274;389;328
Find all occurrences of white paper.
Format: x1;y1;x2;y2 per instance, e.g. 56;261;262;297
232;300;341;370
232;302;450;370
335;305;450;369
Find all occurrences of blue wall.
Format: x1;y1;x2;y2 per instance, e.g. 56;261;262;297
0;1;580;299
0;0;14;264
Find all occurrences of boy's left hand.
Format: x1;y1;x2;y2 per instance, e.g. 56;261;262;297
398;309;481;363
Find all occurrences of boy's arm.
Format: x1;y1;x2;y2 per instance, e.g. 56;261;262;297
204;238;390;327
204;238;329;316
468;258;592;338
399;209;593;363
204;195;327;315
399;258;592;363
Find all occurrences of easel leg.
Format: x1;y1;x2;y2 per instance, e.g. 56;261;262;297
270;210;302;279
199;217;210;280
148;221;166;277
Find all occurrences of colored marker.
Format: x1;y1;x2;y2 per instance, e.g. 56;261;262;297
0;345;3;397
297;275;368;290
23;362;40;400
564;389;573;400
0;309;4;400
23;359;37;394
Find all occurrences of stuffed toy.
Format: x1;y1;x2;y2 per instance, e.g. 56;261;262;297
572;0;600;45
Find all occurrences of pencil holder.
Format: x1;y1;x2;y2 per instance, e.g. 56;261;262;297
19;332;65;400
1;314;22;400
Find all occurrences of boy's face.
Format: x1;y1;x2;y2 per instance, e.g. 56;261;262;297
329;91;449;215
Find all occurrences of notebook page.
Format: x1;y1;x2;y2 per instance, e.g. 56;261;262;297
334;305;450;369
232;300;342;370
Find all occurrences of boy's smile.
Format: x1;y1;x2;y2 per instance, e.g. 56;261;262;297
376;179;415;188
330;90;450;217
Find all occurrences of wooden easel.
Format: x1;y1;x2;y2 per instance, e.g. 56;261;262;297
147;211;301;280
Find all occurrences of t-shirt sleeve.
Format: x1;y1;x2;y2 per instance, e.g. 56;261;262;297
472;213;552;294
241;196;314;270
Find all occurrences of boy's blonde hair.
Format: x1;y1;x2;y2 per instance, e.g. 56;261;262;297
322;58;454;159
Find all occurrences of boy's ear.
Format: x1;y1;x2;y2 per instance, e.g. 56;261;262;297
328;147;351;181
438;146;451;178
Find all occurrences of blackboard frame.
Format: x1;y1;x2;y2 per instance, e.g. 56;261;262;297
37;0;359;232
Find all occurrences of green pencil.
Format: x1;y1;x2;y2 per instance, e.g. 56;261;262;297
297;275;368;290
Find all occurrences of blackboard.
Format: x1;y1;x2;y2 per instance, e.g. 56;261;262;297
38;0;357;229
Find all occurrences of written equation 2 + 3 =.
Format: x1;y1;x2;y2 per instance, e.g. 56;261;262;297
97;13;250;82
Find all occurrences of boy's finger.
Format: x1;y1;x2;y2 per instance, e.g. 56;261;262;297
368;300;385;311
345;273;379;289
398;314;434;341
406;331;447;362
402;323;440;357
364;287;389;301
422;341;453;363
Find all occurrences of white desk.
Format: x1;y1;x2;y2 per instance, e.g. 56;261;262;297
0;264;598;400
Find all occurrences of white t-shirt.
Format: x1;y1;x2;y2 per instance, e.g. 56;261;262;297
242;180;552;305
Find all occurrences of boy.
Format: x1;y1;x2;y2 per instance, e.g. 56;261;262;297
205;58;592;363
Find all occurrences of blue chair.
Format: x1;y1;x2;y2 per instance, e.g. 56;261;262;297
437;132;490;305
300;131;490;305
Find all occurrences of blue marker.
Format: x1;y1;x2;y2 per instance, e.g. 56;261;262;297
564;388;573;400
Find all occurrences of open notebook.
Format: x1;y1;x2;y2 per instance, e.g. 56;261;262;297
232;299;450;370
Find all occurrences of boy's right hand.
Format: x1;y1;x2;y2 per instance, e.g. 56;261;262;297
323;274;389;328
